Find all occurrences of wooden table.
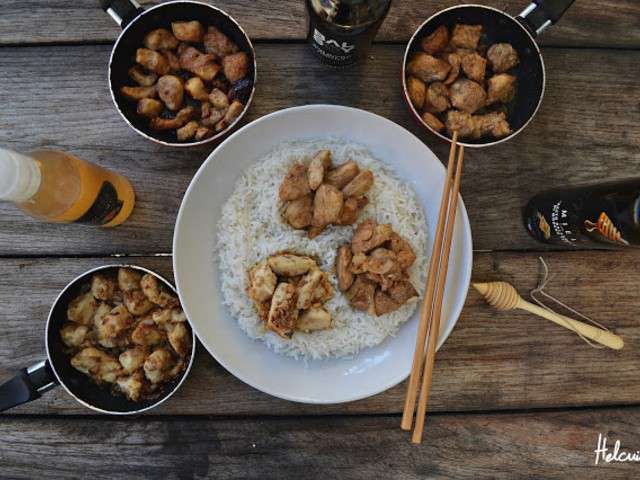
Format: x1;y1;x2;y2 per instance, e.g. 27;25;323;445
1;1;639;478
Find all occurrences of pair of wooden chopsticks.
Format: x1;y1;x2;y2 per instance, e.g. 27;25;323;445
401;131;464;444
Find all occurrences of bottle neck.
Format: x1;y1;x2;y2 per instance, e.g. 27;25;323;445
0;148;42;203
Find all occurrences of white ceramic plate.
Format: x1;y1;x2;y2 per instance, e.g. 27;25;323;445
173;105;473;404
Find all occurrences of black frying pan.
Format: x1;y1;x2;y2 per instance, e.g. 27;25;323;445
100;0;257;147
0;265;195;414
402;0;575;148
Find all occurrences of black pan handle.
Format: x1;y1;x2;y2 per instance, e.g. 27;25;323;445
518;0;575;37
99;0;145;28
0;360;58;412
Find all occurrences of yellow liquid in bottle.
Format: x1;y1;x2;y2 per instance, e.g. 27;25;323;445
17;150;135;227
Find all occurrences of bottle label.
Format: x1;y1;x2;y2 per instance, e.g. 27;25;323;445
76;181;124;225
311;28;357;63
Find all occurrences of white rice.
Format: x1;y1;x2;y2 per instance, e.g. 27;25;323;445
215;138;428;359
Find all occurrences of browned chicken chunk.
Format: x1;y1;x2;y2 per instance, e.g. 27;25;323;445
131;318;165;347
91;274;116;301
119;346;147;374
366;248;401;276
267;282;298;338
486;73;516;105
248;260;278;302
312;184;344;228
137;98;163;118
128;65;157;87
461;52;487;82
279;163;311;201
351;219;393;254
445;110;476;138
474;111;512;139
144;28;179;51
143;348;176;383
195;126;214;140
284;193;314;229
325;161;360;189
388;279;419;305
166;322;191;357
171;21;204;42
297;306;332;332
117;371;144;401
120;85;157;102
157;75;184;111
60;323;89;348
123;289;154;316
346;275;376;314
389;232;417;269
449;79;486;114
342;170;374;198
420;25;449;55
487;43;519;73
407;52;451;83
374;289;402;316
71;347;122;384
96;305;134;346
336;245;354;292
407;76;426;110
223;100;244;124
140;273;179;308
184;76;209;101
203;26;239;57
118;268;141;292
179;46;220;81
222;52;249;83
209;88;229;109
296;268;324;310
336;195;368;226
67;291;97;325
267;254;316;277
176;120;199;141
136;48;170;75
308;150;332;190
422;112;445;132
425;82;450;113
149;106;195;131
162;49;181;72
450;24;483;50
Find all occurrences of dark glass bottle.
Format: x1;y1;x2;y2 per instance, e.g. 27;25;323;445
523;179;640;248
305;0;392;66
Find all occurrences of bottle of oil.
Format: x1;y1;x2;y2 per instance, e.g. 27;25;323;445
0;147;135;226
523;179;640;248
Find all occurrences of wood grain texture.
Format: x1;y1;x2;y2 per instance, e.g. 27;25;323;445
1;44;639;255
1;0;639;48
1;251;638;416
1;407;638;479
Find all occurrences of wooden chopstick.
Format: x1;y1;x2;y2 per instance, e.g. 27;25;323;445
411;141;465;444
400;131;459;431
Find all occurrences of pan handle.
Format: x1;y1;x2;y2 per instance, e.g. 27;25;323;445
518;0;575;36
0;360;58;412
99;0;145;28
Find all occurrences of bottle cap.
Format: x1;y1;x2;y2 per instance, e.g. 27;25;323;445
0;148;42;202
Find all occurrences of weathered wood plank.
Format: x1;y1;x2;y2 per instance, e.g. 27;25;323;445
1;0;639;48
0;407;637;479
0;251;637;416
0;44;639;255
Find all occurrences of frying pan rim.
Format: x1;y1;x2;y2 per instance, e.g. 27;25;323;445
44;263;197;415
401;3;546;148
107;0;258;148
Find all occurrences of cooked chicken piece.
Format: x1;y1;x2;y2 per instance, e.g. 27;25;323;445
449;79;486;114
204;26;239;57
345;275;376;314
162;49;181;72
151;308;172;326
157;75;183;111
336;245;354;292
336;195;368;226
171;20;204;42
487;43;519;73
144;28;179;50
421;25;449;55
374;289;402;316
461;52;487;82
284;193;313;229
308;150;332;191
342;170;374;198
143;348;176;383
93;301;111;324
312;184;344;228
91;274;115;301
116;371;144;401
294;268;321;310
350;252;368;274
176;120;199;141
200;109;224;129
67;291;98;325
166;322;191;357
298;306;332;332
140;274;179;308
450;24;483;49
60;322;89;348
96;304;133;342
267;282;298;338
366;248;401;276
184;77;209;101
149;106;195;131
267;254;316;277
254;300;270;323
425;82;450;113
388;279;419;305
118;267;142;292
131;318;165;347
364;269;403;292
445;110;476;138
71;347;122;384
389;232;416;269
279;163;311;201
179;46;220;81
406;76;426;110
137;98;163;118
128;65;157;87
407;52;451;83
120;85;157;102
119;346;147;374
206;89;227;111
222;52;249;83
422;112;445;132
195;126;215;140
136;48;170;75
172;309;186;322
248;260;278;302
223;99;244;124
325;161;360;189
443;53;461;85
351;219;393;254
486;73;516;105
313;271;334;303
123;289;154;316
473;111;512;139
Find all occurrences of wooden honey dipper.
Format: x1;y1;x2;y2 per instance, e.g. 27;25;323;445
473;282;624;350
